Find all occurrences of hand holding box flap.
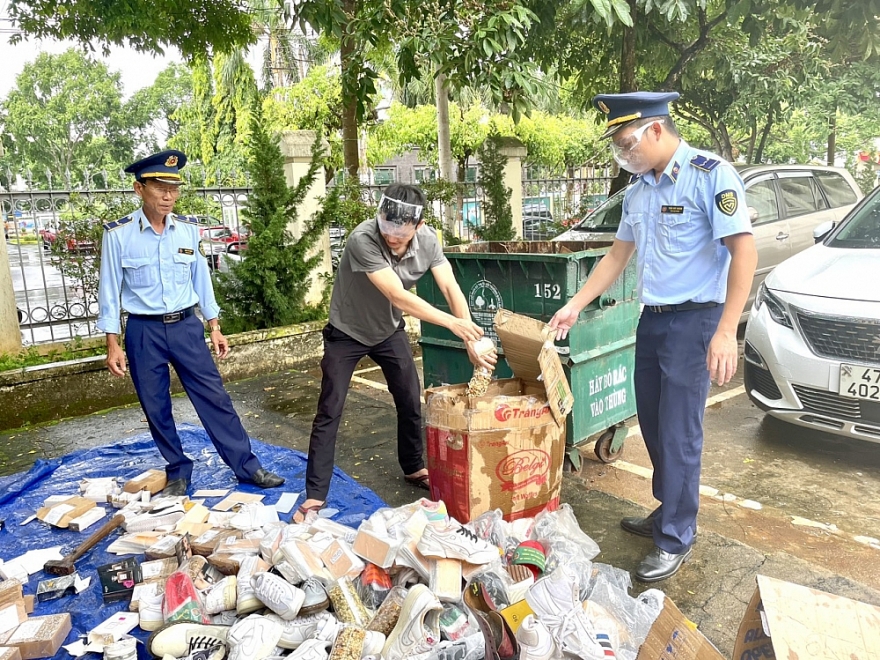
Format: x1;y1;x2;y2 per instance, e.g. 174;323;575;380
493;309;573;426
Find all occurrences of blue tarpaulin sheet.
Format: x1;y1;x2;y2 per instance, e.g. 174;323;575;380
0;424;386;659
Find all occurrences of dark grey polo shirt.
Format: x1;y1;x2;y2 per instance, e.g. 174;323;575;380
329;218;447;346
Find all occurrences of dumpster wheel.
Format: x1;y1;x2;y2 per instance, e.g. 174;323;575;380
594;426;626;463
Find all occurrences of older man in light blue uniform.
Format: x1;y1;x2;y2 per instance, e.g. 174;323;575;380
551;92;757;582
97;150;284;496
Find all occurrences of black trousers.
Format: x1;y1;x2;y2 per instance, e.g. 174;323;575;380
305;323;423;501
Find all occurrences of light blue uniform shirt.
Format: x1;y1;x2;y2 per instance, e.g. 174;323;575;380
616;140;752;305
97;208;221;334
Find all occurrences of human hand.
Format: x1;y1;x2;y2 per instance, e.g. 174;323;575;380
211;329;230;359
449;318;483;343
548;304;580;341
106;344;127;377
707;329;738;386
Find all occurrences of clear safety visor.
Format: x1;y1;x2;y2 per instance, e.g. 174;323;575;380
377;195;423;238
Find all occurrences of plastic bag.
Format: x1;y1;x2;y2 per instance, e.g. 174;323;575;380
328;577;372;626
163;563;210;624
366;585;407;637
356;563;393;610
328;624;367;660
534;503;600;594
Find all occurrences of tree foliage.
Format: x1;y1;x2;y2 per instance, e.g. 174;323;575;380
214;103;330;332
8;0;255;58
473;131;515;242
1;49;137;188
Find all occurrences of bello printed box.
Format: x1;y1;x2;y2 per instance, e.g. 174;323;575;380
426;310;574;523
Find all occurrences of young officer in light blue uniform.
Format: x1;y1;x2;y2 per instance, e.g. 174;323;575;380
97;150;284;496
550;92;757;582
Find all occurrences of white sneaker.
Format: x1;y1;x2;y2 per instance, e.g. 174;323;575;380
382;584;443;660
125;503;185;533
204;576;238;615
236;556;264;616
251;572;305;620
139;589;166;632
147;621;231;658
525;566;605;660
417;524;499;564
227;614;284;660
267;611;335;650
516;615;557;660
289;639;330;660
362;630;386;657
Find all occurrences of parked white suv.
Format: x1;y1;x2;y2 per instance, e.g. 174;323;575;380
554;164;863;322
744;185;880;443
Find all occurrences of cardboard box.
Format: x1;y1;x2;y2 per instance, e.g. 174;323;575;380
499;598;535;634
191;528;242;556
35;496;96;528
123;469;167;494
0;614;71;660
636;597;724;660
351;527;399;569
425;310;573;522
0;602;27;637
87;612;139;649
320;539;365;581
0;647;21;660
732;574;880;660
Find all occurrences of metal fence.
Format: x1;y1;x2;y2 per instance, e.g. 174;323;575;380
2;185;251;346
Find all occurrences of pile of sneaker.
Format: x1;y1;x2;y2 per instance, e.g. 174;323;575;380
117;497;661;660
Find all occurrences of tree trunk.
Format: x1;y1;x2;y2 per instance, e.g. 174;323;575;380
340;0;359;178
610;0;638;195
826;112;837;166
435;72;455;235
755;117;774;164
746;116;757;164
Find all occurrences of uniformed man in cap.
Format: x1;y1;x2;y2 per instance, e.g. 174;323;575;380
550;92;757;582
97;150;285;496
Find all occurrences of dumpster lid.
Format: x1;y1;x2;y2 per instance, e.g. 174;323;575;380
493;309;574;426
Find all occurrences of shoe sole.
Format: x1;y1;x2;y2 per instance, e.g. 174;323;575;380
298;598;330;616
634;548;693;583
147;621;230;658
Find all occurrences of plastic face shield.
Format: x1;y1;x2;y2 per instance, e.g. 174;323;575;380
377;195;423;239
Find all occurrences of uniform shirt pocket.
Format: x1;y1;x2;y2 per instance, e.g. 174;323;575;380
121;256;156;288
658;210;700;254
625;212;645;245
172;252;196;284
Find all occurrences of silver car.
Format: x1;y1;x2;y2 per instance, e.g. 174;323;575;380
554;164;863;322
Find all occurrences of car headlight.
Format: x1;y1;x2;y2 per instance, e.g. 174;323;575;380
755;282;792;328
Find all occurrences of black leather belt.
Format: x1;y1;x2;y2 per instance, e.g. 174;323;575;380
646;301;719;313
129;306;196;323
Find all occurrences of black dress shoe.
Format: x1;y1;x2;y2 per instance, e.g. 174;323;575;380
163;477;189;497
247;468;285;488
635;545;693;583
620;514;655;538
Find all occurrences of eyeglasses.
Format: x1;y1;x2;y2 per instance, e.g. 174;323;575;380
144;182;181;198
611;120;663;155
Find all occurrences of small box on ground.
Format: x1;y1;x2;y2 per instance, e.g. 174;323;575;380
0;614;71;660
732;574;880;660
0;602;27;637
35;496;96;529
123;469;167;494
87;612;139;649
97;558;142;604
426;310;574;523
636;597;724;660
0;647;21;660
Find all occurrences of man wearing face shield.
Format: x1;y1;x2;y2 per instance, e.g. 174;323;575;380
549;92;757;582
294;183;492;522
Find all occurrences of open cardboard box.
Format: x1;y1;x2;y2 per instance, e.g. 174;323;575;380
425;309;575;522
635;574;880;659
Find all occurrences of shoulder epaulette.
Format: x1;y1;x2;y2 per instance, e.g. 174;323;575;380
690;155;721;172
175;215;200;225
103;215;134;231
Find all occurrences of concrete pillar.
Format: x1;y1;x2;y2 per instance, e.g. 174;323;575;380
0;235;23;354
279;131;332;307
495;137;528;238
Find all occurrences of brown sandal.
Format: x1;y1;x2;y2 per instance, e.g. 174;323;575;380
292;501;325;523
403;473;431;491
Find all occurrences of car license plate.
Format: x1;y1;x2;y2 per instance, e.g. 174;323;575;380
839;364;880;401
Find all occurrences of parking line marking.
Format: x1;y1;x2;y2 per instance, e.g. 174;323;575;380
581;383;876;550
351;376;389;392
354;356;422;377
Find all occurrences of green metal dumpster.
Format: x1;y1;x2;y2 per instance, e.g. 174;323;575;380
417;240;640;470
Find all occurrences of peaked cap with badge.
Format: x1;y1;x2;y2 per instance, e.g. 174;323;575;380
124;149;188;185
592;91;680;139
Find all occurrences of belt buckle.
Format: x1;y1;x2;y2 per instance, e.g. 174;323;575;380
163;312;182;323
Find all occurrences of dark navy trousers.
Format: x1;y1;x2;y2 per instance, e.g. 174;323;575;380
305;323;422;501
125;314;263;483
635;305;723;554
